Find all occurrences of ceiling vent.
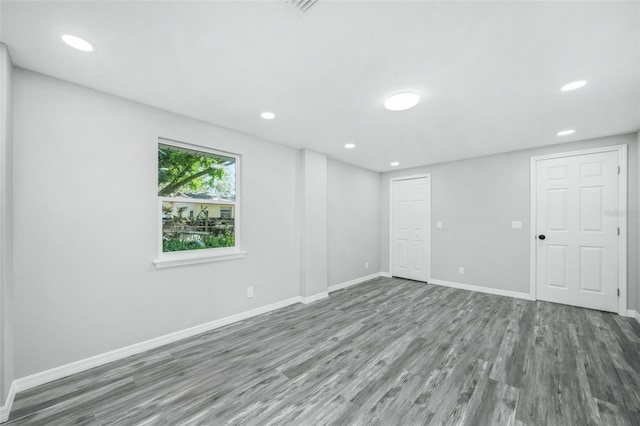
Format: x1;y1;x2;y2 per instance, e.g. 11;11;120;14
283;0;319;14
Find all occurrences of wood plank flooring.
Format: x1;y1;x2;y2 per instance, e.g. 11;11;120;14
6;277;640;425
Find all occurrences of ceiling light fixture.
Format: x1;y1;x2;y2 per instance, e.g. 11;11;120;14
390;162;400;166
561;80;587;91
384;92;420;111
261;112;275;120
557;129;575;136
344;143;356;149
61;34;93;52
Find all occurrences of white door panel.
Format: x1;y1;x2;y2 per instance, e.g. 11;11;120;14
392;177;430;282
579;246;603;293
411;240;424;272
546;189;568;231
535;151;619;312
397;239;409;270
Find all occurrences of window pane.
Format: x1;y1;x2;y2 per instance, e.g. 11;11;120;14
158;143;236;201
162;202;235;252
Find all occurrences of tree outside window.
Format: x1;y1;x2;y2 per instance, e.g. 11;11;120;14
158;140;239;253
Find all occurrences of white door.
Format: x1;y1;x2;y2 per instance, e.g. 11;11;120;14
391;176;430;282
535;151;619;312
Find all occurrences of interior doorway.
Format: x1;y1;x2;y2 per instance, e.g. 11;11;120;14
530;145;627;313
390;175;431;282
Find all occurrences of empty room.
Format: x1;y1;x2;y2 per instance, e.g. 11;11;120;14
0;0;639;425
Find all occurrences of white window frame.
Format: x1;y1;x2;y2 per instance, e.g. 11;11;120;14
153;138;246;269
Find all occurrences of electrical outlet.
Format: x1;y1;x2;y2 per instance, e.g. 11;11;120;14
436;221;443;229
247;287;254;298
365;262;369;270
458;267;465;275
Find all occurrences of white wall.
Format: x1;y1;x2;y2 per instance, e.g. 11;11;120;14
0;43;14;407
381;133;639;310
328;159;380;286
299;149;328;298
12;69;304;378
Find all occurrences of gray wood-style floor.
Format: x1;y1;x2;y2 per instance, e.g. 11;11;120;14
6;277;640;425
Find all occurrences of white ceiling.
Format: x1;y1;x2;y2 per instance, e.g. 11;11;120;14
1;0;639;172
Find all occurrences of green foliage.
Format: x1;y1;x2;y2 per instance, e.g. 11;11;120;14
162;233;235;252
158;145;234;198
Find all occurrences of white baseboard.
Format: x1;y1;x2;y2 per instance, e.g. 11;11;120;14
429;278;535;301
0;381;16;423
380;272;392;278
328;272;383;293
627;310;640;325
8;295;303;403
300;292;329;304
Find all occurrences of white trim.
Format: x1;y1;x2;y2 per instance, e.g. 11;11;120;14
153;250;247;269
159;197;237;206
429;278;535;301
626;310;640;325
328;272;384;293
529;144;628;314
380;272;392;278
300;292;329;304
389;174;431;282
0;382;16;423
529;155;537;301
618;145;628;315
9;296;302;399
529;145;629;161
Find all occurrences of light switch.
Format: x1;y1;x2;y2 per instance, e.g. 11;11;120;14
436;221;443;229
512;221;523;230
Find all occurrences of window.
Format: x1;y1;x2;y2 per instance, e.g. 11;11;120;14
155;139;244;267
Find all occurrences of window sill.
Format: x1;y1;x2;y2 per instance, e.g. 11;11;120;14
153;250;247;269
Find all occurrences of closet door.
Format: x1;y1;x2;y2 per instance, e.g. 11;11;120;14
391;176;430;282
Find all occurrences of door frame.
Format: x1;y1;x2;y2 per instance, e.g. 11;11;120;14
389;174;432;282
529;144;628;314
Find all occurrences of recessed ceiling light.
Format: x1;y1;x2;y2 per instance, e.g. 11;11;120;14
390;162;400;166
557;129;575;136
61;34;93;52
561;80;587;91
261;112;275;120
344;143;356;149
384;92;420;111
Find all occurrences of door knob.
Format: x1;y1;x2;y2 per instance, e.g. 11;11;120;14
538;235;546;240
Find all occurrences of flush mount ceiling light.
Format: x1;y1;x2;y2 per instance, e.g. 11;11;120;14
390;162;400;166
561;80;587;91
260;112;276;120
344;143;356;149
61;34;93;52
384;92;420;111
557;129;575;136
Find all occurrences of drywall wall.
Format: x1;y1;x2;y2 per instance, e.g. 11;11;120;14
12;69;304;378
328;159;381;286
381;133;639;310
299;149;328;298
0;43;14;407
638;130;640;312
